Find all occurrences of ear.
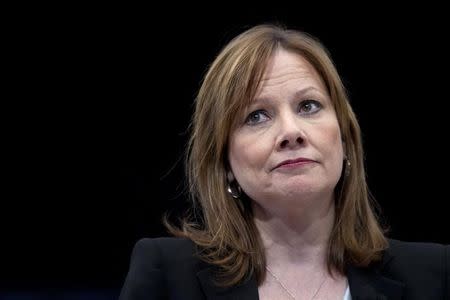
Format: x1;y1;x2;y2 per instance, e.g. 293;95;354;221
227;170;235;182
224;158;235;182
342;140;347;157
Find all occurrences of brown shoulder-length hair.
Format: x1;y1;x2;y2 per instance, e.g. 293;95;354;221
166;24;388;287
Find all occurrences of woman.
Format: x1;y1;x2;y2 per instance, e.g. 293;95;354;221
120;24;449;299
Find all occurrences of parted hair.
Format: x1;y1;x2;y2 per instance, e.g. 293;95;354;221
166;24;388;287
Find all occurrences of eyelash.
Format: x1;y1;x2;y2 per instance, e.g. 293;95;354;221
245;100;322;125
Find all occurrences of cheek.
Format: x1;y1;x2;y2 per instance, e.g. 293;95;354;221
314;120;343;159
228;132;272;175
331;126;343;153
322;124;344;164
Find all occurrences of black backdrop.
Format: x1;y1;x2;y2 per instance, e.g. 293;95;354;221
3;5;449;295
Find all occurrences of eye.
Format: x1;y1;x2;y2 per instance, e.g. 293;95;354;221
299;100;322;115
245;110;270;125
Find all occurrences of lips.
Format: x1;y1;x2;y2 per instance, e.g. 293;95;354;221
273;157;316;170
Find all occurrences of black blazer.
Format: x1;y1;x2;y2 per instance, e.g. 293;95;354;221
120;237;449;300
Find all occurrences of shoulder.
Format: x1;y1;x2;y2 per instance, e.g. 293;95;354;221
382;238;449;285
131;237;196;256
347;239;448;298
129;237;198;267
385;238;448;265
120;237;203;300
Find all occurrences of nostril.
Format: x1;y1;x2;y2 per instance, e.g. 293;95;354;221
279;136;304;148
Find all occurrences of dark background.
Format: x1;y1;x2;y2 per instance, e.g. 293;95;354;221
3;5;449;298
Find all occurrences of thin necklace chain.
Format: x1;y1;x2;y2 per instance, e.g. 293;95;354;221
265;266;327;300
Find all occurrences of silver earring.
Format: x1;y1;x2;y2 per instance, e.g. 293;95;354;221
344;157;351;177
227;181;242;199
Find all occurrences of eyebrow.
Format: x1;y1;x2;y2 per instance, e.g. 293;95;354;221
253;86;325;104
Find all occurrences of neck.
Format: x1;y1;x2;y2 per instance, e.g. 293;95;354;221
253;195;335;268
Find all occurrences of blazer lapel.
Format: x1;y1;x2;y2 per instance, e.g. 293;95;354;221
196;267;259;300
196;248;405;300
346;251;405;300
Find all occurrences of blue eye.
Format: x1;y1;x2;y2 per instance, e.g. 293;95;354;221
299;100;322;114
245;110;270;125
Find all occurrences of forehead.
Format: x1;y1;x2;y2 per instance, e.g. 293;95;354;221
256;49;326;96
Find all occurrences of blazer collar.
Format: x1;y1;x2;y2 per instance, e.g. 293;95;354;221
196;267;259;300
345;248;405;300
196;250;404;300
346;266;404;299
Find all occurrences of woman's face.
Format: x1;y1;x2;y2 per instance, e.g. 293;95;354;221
228;49;344;213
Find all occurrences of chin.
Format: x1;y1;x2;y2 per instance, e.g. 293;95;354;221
280;180;332;197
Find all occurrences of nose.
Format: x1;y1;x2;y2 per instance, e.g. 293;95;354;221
276;113;306;150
